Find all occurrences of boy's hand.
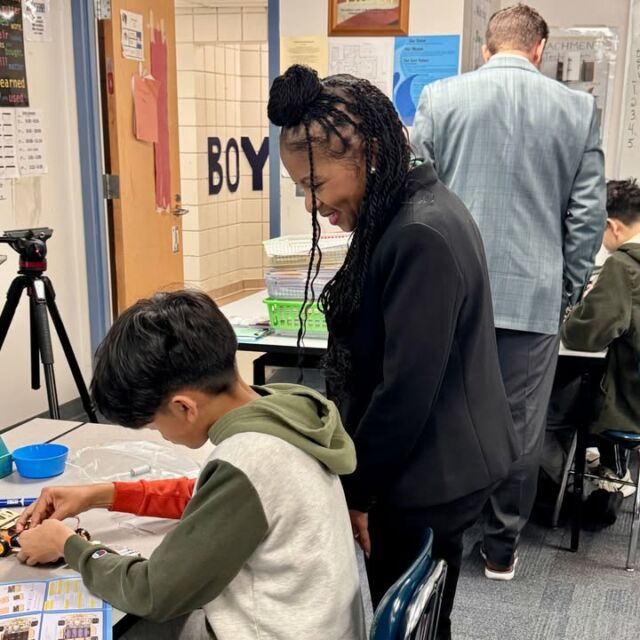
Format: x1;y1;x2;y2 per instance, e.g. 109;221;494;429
349;509;371;558
16;520;75;565
15;484;115;533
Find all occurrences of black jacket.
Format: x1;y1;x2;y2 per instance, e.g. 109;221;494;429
341;162;518;511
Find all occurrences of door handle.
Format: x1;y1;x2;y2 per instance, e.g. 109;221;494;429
172;194;188;216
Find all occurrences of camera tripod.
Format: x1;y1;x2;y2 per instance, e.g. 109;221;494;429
0;267;98;422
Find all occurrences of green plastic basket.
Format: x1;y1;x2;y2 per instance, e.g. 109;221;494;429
264;298;328;336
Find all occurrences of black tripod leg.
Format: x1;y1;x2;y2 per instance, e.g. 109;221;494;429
30;301;41;390
30;280;60;419
0;277;27;350
43;278;98;423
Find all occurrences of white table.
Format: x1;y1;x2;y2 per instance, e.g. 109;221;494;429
221;290;327;384
221;290;606;384
0;419;212;630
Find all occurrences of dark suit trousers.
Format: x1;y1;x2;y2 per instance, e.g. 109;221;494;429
366;484;495;640
483;328;560;566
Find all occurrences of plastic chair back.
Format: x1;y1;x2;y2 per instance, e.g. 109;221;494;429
369;529;434;640
401;559;448;640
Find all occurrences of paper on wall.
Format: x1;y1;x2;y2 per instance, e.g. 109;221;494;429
23;0;51;42
329;37;394;97
121;9;144;61
0;179;14;227
133;74;160;143
540;28;618;148
280;36;329;76
618;0;640;177
0;110;18;179
16;108;46;175
393;35;460;126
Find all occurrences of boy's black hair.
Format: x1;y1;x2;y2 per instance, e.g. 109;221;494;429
607;179;640;226
91;290;238;428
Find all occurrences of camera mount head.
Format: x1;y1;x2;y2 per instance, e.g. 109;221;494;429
0;228;53;275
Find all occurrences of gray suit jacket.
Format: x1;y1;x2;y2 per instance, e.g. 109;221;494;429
411;54;606;335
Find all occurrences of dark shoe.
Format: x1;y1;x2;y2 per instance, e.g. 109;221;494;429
480;547;518;581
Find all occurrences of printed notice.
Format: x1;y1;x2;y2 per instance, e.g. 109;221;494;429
16;108;46;175
0;0;29;107
393;35;460;126
121;10;144;61
280;36;328;76
0;109;18;178
329;37;394;97
23;0;51;42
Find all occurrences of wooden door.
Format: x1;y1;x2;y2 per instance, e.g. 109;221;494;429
99;0;184;312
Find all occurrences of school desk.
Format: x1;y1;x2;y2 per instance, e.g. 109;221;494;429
0;418;212;636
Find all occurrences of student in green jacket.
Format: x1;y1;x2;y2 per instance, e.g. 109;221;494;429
562;178;640;483
15;290;366;640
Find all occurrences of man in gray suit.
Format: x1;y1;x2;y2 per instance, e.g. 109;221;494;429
412;3;605;580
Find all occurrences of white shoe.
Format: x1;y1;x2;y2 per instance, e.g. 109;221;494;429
586;447;600;470
596;466;636;498
480;548;519;581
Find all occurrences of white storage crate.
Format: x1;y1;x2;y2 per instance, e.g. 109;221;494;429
263;233;351;268
265;269;336;300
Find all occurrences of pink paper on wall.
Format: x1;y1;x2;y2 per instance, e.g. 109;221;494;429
133;74;159;143
151;29;171;212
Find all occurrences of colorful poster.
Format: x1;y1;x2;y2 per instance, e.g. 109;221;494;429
280;36;328;76
393;36;460;126
23;0;51;42
329;37;394;97
120;10;144;62
0;0;29;107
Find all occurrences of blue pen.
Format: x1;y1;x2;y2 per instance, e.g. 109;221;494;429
0;498;36;508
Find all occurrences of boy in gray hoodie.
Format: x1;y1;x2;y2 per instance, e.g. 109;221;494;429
15;290;366;640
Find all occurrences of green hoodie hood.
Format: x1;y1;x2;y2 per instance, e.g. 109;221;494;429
620;243;640;263
209;383;356;475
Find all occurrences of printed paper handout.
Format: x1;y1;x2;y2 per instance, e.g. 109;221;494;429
0;577;112;640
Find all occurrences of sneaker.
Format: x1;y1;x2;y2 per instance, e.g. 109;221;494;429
586;447;601;470
596;466;636;498
480;548;519;581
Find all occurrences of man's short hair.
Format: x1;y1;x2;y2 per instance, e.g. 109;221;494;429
91;290;238;428
486;3;549;55
607;179;640;226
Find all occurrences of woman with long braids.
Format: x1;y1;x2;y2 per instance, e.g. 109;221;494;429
268;65;518;639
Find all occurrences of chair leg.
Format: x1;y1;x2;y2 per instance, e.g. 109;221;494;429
570;422;588;552
625;450;640;572
552;431;577;528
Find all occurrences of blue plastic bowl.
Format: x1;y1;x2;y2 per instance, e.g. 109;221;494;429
12;443;69;479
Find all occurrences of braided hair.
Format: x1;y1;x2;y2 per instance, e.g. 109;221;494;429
268;65;411;398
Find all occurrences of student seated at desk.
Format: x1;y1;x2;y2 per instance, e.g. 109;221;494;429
14;290;366;640
562;178;640;489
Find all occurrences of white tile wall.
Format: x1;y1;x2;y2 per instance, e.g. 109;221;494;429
218;10;243;42
176;6;270;294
